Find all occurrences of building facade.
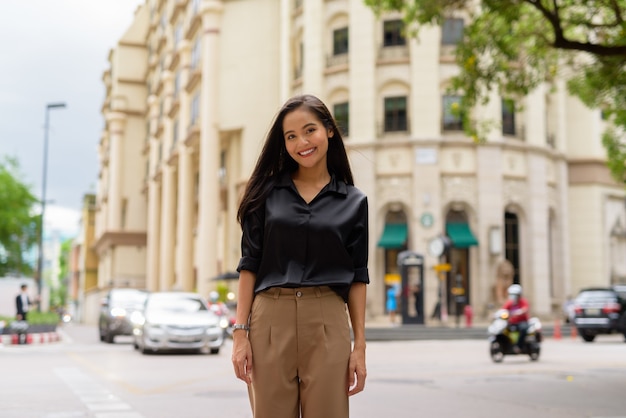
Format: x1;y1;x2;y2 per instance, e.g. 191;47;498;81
89;0;626;325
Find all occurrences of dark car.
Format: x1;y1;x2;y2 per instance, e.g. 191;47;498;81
99;288;148;343
573;287;626;342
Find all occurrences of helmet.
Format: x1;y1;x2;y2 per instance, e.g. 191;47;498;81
209;291;219;303
507;284;522;296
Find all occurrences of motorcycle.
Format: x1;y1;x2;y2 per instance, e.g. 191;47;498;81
488;309;542;363
209;302;236;338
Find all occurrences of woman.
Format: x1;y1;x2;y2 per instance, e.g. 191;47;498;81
232;94;369;418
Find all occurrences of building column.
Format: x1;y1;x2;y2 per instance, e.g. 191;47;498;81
349;0;376;140
302;0;323;94
527;153;551;317
159;164;176;290
177;147;195;291
146;95;161;291
105;112;126;230
409;26;440;138
197;1;223;297
175;39;195;292
524;84;547;147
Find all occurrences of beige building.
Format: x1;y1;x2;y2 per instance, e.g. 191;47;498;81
70;194;99;322
89;0;626;325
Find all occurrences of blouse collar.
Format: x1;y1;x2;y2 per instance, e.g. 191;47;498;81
275;171;347;196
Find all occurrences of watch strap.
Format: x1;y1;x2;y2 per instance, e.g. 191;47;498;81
232;324;250;332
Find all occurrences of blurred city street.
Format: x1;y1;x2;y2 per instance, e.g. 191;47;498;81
1;323;624;418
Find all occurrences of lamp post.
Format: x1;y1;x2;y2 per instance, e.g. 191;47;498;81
37;102;66;301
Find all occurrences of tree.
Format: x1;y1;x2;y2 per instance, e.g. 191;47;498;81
50;238;72;309
365;0;626;183
0;157;40;276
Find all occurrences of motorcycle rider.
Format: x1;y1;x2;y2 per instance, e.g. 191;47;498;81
502;284;529;353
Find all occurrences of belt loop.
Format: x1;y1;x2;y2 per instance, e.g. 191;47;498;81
315;287;321;298
273;288;280;299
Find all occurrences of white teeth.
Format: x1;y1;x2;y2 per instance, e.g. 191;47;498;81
299;148;315;156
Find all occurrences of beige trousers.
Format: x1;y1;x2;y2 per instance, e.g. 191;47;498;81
248;286;351;418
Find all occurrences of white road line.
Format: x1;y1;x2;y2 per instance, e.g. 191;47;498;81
54;367;144;418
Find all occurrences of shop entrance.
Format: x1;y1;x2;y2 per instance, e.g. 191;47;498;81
397;250;424;324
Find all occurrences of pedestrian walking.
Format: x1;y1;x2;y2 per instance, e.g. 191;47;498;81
232;94;369;418
16;283;35;321
386;284;398;324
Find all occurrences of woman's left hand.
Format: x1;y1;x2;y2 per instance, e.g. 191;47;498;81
347;346;366;396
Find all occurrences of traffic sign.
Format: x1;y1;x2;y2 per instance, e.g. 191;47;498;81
433;263;451;272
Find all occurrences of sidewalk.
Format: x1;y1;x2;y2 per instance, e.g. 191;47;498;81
363;313;573;341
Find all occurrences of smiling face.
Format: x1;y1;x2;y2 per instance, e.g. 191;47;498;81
283;106;334;173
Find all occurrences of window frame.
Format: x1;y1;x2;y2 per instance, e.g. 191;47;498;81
384;96;408;133
333;102;350;137
383;19;406;47
442;95;464;131
441;18;464;45
333;27;349;56
501;98;516;136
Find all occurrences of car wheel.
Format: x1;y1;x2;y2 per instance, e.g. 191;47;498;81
99;330;105;342
105;332;115;344
210;348;220;355
140;335;152;354
580;330;595;342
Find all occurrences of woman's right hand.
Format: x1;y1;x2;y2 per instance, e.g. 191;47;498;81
231;332;253;384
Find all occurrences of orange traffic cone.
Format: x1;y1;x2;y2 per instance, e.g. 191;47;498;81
553;319;562;340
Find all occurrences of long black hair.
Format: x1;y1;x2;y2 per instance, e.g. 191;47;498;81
237;94;354;226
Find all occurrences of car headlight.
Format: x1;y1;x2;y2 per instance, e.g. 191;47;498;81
130;311;145;326
110;307;127;317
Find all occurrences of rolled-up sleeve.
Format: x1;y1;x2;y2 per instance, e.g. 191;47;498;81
237;209;264;273
348;195;369;284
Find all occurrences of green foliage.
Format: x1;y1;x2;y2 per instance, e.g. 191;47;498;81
216;282;230;302
0;311;60;326
50;238;73;308
0;157;40;275
365;0;626;182
602;128;626;183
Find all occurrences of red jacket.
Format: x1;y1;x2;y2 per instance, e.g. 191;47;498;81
502;298;529;324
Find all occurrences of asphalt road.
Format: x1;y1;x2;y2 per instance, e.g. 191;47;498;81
1;323;624;418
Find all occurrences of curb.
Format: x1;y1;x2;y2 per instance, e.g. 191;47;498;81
0;332;61;346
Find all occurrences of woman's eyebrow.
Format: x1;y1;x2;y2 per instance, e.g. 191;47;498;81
284;122;317;136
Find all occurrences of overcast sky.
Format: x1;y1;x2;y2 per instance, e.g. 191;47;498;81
0;0;144;235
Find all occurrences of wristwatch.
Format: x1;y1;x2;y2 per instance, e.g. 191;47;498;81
232;324;250;332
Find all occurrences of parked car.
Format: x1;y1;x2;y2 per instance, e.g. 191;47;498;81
132;291;224;354
99;288;148;343
572;287;626;342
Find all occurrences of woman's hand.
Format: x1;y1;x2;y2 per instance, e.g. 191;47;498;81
347;346;366;396
231;332;253;384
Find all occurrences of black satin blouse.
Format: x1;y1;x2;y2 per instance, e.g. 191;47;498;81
237;173;369;302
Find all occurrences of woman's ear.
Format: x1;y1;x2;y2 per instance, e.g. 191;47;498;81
328;128;335;139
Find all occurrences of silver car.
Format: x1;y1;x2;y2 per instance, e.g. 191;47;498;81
133;291;224;354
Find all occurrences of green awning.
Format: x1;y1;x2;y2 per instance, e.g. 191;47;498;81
446;222;478;248
377;223;408;249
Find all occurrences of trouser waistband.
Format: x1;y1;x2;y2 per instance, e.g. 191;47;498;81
260;286;336;299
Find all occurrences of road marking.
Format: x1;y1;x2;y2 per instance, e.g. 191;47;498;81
54;367;144;418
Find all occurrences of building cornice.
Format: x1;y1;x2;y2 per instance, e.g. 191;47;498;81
93;231;147;255
568;159;617;187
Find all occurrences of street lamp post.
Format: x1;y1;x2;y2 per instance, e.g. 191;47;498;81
37;102;66;301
